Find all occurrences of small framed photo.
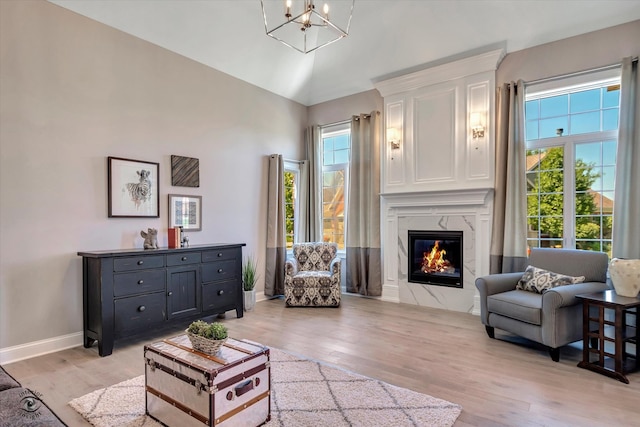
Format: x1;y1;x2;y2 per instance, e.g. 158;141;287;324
108;157;159;218
168;194;202;231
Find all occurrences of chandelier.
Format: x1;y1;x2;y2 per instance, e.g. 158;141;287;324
260;0;354;54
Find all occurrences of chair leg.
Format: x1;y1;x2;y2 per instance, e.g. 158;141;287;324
548;347;560;362
485;326;495;339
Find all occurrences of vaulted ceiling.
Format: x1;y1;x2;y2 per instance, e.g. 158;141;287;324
49;1;640;106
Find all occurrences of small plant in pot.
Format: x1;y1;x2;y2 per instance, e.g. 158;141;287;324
242;255;259;311
186;320;228;354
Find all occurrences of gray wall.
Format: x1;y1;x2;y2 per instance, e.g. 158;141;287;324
0;0;306;359
497;20;640;84
308;90;383;126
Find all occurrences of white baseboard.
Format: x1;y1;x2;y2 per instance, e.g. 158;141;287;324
1;295;273;364
472;293;481;316
381;283;400;303
0;332;83;365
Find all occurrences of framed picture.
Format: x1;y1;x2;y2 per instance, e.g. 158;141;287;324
168;194;202;231
171;155;200;187
108;157;159;218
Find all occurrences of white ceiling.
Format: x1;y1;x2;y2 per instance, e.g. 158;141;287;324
49;1;640;106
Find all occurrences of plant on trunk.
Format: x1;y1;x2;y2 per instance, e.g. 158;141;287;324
187;320;228;340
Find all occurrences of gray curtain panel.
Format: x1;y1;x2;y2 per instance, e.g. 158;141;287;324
265;154;286;296
490;81;528;273
612;57;640;259
299;125;322;242
346;111;382;296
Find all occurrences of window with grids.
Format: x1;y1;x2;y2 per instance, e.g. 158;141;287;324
322;124;350;250
525;75;619;256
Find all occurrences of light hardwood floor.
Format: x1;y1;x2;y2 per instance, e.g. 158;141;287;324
5;295;639;426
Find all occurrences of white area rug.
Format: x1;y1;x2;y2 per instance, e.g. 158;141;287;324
69;348;461;427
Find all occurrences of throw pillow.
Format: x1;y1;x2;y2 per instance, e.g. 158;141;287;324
516;265;585;294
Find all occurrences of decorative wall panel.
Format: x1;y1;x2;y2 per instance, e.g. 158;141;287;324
414;88;456;184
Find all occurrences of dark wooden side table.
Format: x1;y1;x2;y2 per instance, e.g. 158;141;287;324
576;290;639;384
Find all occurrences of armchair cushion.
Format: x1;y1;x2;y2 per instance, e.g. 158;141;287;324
516;265;585;294
488;290;542;325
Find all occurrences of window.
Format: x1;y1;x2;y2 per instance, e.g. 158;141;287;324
321;124;350;250
284;160;301;250
525;73;620;256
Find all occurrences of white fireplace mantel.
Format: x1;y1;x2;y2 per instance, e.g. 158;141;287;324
381;189;494;315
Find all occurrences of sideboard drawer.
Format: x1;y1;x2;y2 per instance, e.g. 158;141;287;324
114;255;164;272
202;280;237;312
201;260;236;283
114;292;165;336
202;248;238;263
113;270;166;297
167;252;202;266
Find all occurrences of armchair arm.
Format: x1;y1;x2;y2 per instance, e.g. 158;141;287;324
542;281;610;309
475;272;523;297
285;259;298;277
475;272;523;325
329;257;341;277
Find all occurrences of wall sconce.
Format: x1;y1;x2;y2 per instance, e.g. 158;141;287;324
470;112;485;139
387;127;401;150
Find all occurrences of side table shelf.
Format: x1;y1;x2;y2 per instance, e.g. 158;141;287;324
576;290;639;384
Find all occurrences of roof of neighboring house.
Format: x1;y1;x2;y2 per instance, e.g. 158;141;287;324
588;189;614;214
526;151;548;172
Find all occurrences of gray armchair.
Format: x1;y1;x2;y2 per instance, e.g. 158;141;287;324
475;248;609;361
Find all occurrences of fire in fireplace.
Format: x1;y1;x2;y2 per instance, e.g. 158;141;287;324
408;230;463;288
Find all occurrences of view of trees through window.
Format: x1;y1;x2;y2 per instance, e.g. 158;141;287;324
525;79;619;256
284;169;297;249
322;125;350;249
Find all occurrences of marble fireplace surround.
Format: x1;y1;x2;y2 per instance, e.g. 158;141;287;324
381;189;493;315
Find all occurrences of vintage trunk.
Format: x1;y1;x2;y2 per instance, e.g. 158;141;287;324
144;335;270;426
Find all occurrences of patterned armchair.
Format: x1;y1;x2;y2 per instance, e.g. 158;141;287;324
284;242;341;307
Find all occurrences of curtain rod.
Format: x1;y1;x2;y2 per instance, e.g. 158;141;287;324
283;158;304;164
510;57;638;88
321;111;380;127
353;111;381;120
321;119;350;128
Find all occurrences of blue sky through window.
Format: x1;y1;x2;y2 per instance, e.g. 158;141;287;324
526;85;620;196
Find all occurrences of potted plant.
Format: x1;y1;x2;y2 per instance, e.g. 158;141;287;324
185;320;228;354
242;254;259;311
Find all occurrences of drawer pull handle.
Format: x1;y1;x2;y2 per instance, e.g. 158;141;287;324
217;253;223;257
167;291;173;296
138;280;144;285
181;256;187;261
218;290;224;296
138;305;146;312
218;268;223;273
137;260;144;265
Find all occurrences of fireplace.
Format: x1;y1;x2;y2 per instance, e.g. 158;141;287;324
408;230;463;288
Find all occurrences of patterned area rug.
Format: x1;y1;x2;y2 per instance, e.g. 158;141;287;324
69;348;461;427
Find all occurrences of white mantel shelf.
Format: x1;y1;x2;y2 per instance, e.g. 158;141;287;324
381;188;493;208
